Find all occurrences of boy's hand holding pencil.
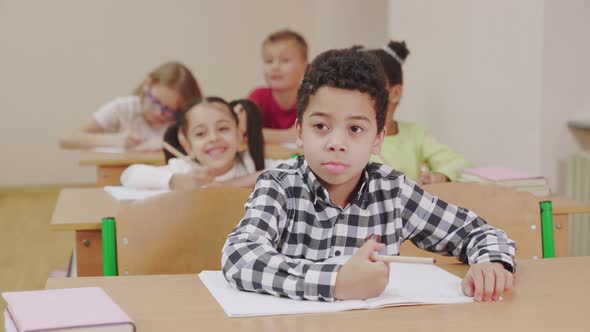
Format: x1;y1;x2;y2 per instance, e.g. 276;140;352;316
334;235;437;301
334;238;390;300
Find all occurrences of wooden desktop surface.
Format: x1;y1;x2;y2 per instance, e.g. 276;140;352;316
45;257;589;332
50;188;589;232
543;194;590;214
79;147;300;186
79;150;165;167
50;188;122;276
50;188;120;230
79;145;301;167
49;187;589;275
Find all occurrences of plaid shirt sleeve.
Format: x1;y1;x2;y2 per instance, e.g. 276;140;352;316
221;173;342;301
398;177;516;269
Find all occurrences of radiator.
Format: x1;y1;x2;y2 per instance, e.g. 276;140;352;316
566;152;590;256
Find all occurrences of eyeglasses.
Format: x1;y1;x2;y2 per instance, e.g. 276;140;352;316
145;89;181;119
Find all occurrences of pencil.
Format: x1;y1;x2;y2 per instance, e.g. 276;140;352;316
371;254;436;265
162;142;200;168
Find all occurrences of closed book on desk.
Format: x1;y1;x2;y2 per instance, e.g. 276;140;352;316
460;167;551;196
3;287;135;332
462;167;544;183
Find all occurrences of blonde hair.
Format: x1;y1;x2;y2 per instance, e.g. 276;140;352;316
134;61;202;106
262;29;308;61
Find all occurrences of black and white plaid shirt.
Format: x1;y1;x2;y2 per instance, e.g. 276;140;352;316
221;156;515;302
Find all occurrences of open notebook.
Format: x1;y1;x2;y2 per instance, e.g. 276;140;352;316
199;262;473;317
103;186;170;202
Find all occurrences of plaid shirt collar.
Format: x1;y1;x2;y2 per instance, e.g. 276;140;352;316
296;156;369;207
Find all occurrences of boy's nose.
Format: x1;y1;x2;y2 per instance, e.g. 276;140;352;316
326;133;347;152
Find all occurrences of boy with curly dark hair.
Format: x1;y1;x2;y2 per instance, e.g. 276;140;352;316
222;49;515;302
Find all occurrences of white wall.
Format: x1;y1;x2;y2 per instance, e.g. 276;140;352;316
388;0;545;177
0;0;387;186
388;1;590;191
541;0;590;192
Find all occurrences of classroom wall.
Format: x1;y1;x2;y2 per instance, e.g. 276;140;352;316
0;0;388;186
541;0;590;192
388;0;545;178
388;0;590;191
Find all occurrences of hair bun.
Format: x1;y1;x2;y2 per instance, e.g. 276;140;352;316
385;40;410;61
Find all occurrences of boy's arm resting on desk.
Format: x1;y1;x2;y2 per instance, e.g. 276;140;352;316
221;174;341;301
399;177;515;271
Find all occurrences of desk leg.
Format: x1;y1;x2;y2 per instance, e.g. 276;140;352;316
97;165;126;186
553;214;569;257
76;230;103;276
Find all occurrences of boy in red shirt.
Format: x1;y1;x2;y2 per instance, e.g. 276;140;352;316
249;29;308;145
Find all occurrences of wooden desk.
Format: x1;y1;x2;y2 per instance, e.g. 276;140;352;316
45;257;589;332
50;187;589;277
265;145;302;159
539;194;590;257
79;151;165;186
79;146;301;186
50;188;121;276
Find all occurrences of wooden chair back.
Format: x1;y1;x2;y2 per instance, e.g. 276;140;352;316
400;182;542;264
115;187;252;275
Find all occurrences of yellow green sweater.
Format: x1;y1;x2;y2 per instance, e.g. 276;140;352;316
371;122;471;181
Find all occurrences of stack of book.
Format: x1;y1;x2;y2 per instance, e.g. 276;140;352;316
458;167;551;196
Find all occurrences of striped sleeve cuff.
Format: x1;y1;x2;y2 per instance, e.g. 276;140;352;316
303;263;341;302
473;252;516;273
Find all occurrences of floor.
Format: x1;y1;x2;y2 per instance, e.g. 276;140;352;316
0;186;74;327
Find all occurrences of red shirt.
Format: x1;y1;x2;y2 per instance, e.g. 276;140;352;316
248;87;297;129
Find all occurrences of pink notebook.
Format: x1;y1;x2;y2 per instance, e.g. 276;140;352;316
462;167;543;182
3;287;135;332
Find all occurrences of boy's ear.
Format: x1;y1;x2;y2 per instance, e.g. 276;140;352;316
389;84;403;105
295;121;304;149
371;129;386;155
177;131;192;157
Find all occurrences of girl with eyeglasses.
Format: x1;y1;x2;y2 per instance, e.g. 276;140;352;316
120;97;288;190
59;61;202;151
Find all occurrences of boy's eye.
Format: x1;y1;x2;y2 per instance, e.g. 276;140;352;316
350;125;364;134
194;132;206;138
280;58;291;63
313;123;328;131
218;126;230;132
